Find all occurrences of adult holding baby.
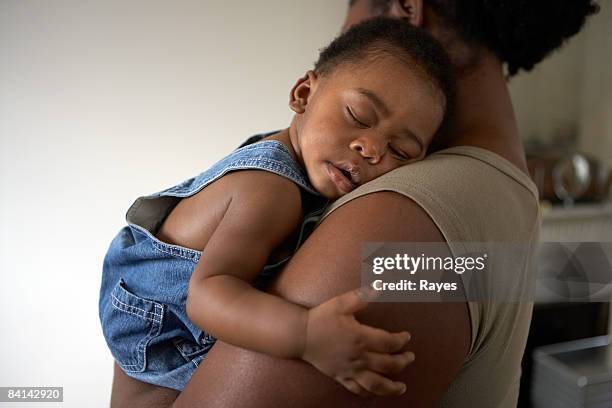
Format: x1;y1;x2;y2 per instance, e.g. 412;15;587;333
111;0;599;406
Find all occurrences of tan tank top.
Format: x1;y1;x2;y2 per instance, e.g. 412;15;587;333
319;146;541;407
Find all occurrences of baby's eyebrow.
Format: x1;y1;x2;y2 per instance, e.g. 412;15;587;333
356;88;390;117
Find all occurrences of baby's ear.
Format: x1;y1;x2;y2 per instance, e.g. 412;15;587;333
289;70;318;114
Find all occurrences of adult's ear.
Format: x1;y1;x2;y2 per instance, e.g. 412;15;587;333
388;0;424;27
289;70;318;114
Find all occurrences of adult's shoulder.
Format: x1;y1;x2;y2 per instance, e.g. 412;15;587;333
321;145;540;244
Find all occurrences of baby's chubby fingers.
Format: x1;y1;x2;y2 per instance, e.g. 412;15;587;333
338;378;372;398
357;325;411;354
352;370;407;397
361;350;415;375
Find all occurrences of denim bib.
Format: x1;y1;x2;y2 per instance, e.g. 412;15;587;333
98;133;327;391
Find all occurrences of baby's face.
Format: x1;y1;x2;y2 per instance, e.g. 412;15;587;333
292;54;445;200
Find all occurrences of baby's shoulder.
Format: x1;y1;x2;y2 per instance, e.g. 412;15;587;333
221;169;303;207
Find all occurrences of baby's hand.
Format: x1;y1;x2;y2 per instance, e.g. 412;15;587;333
301;288;414;397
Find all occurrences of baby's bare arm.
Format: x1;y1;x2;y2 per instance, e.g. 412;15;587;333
186;170;309;358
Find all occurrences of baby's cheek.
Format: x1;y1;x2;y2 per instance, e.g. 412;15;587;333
305;161;331;195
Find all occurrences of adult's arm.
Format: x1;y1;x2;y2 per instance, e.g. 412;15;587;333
173;191;471;408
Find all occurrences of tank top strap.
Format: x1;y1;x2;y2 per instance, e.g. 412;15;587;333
125;135;322;233
155;139;317;198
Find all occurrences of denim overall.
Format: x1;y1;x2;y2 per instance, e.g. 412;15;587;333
98;133;327;391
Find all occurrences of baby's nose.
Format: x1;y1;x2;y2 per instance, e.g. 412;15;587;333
350;138;385;164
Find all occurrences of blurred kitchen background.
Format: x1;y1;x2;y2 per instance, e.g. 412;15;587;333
509;3;612;406
0;1;610;407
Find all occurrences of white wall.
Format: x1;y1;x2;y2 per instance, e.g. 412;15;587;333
0;1;346;406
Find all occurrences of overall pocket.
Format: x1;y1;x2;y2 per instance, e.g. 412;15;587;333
101;279;164;373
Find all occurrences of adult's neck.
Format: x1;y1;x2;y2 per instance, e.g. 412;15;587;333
442;52;528;174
